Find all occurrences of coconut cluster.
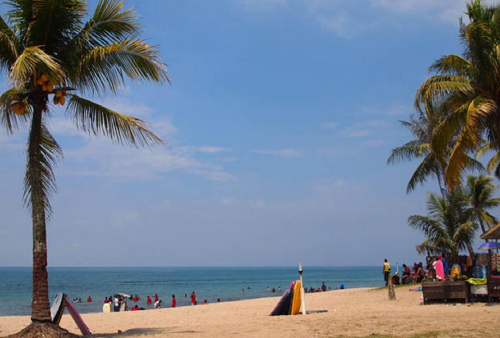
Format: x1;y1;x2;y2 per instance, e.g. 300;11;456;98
37;74;67;106
11;74;68;115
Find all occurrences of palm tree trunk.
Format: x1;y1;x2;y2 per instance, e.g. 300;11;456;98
28;106;51;322
479;218;489;243
466;243;475;259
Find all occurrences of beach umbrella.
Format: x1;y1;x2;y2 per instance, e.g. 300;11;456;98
478;242;500;250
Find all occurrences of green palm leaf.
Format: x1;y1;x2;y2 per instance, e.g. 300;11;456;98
0;87;31;132
67;94;163;147
9;46;64;87
23;114;62;219
73;38;169;94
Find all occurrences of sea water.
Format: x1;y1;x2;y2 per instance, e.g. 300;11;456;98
0;266;382;316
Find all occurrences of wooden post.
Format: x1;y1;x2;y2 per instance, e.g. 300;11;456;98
388;274;396;300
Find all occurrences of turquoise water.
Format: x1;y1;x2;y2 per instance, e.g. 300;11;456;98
0;266;382;316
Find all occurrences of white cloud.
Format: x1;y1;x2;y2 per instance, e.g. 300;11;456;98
385;104;412;116
237;0;491;39
321;122;339;129
315;177;369;196
364;139;384;147
253;148;303;158
64;139;236;182
181;146;231;154
238;0;288;12
366;120;391;128
372;0;498;23
341;128;370;138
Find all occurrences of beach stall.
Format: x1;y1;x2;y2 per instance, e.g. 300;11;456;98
422;280;469;304
480;224;500;300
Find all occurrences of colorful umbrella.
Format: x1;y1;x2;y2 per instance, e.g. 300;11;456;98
478;242;500;250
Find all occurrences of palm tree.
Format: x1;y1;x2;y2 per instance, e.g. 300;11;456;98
408;189;477;263
388;108;447;194
0;0;168;335
388;105;482;194
465;175;500;235
415;0;500;189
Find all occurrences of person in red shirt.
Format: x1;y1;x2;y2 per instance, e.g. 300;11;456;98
87;296;92;303
191;291;196;305
171;294;176;308
131;305;139;311
202;300;207;305
154;294;158;303
133;295;139;302
147;296;152;305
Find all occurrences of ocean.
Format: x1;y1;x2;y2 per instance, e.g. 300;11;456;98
0;266;382;316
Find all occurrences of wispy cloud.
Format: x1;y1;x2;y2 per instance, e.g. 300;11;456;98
321;122;339;129
180;146;231;154
253;148;303;158
341;128;370;138
372;0;498;23
315;177;369;196
364;139;384;147
384;103;412;116
237;0;484;38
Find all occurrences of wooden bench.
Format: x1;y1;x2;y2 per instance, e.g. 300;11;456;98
422;281;469;304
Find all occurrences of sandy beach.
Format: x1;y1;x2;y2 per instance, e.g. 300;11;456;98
1;287;499;338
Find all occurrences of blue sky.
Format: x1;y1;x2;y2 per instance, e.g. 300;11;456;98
1;0;498;267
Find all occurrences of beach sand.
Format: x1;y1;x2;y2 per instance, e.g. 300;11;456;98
1;287;499;338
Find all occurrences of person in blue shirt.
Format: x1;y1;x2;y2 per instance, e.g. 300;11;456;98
441;253;450;278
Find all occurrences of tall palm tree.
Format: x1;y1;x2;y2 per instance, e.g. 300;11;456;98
465;174;500;235
415;0;500;189
388;105;482;194
408;189;477;263
388;107;447;194
0;0;168;335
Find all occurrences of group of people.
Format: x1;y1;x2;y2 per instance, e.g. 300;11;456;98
101;291;222;312
305;282;336;293
383;254;461;286
384;258;429;286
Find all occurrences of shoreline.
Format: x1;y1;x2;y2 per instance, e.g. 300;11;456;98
1;287;500;337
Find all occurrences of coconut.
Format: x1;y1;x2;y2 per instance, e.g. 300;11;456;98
46;83;54;92
55;90;62;98
12;103;26;115
60;96;66;106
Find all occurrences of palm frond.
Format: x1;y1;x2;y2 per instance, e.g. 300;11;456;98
406;154;439;193
429;54;471;77
9;46;64;87
0;87;31;133
67;94;163;147
72;38;169;94
387;140;424;165
60;0;139;69
24;113;63;219
415;75;474;107
0;14;19;71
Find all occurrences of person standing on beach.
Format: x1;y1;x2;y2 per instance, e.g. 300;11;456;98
383;259;391;286
171;294;177;308
191;292;196;305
